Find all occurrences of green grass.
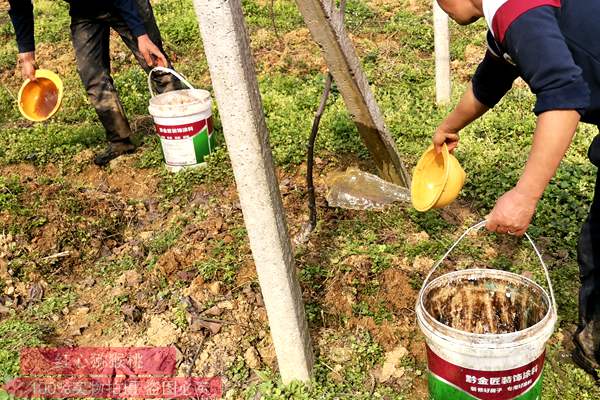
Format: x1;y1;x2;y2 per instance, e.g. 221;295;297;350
0;319;48;385
0;124;105;165
194;234;244;285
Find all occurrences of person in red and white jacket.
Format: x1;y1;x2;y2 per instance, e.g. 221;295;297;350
432;0;600;377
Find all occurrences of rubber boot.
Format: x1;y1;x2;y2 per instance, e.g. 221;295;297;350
93;141;136;166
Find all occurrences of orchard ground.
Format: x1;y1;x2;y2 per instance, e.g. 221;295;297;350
0;0;599;398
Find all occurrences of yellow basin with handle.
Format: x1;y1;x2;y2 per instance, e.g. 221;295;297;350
18;69;63;122
411;144;466;211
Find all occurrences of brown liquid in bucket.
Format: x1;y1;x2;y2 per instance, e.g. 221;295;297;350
21;78;59;120
424;275;548;334
33;78;59;118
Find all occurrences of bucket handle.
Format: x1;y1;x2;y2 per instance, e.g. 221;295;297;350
421;220;557;313
148;67;195;97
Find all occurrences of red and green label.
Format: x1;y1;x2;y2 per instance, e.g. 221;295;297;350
156;117;215;166
427;346;545;400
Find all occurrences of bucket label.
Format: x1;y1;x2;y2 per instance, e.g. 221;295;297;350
155;118;215;166
427;346;545;400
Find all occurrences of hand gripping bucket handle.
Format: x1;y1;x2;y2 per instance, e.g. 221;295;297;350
148;67;195;97
420;220;557;314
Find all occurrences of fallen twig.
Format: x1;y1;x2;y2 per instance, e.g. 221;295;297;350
270;0;283;46
41;251;71;261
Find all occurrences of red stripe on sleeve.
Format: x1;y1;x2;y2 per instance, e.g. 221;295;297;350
492;0;561;43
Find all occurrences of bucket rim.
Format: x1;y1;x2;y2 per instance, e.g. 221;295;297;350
417;268;556;344
149;88;211;105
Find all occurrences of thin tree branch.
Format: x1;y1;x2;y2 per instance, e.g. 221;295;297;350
305;0;348;233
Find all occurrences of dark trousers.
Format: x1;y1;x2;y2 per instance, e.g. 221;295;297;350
70;0;179;144
576;132;600;362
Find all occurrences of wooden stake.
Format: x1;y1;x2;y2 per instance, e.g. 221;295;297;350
294;0;411;186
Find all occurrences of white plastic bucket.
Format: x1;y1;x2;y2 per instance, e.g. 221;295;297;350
416;221;557;400
148;67;215;172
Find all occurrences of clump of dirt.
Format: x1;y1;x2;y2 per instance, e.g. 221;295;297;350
424;275;548;334
381;268;416;312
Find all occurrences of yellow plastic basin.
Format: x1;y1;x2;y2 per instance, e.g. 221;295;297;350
411;144;466;211
18;69;63;122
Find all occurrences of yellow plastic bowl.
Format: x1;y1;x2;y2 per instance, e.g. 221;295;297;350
411;144;466;211
18;69;63;122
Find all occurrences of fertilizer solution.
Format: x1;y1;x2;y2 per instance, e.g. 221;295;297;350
416;221;557;400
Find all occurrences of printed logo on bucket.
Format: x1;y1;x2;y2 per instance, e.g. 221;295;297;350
427;346;545;400
155;117;215;166
155;118;213;140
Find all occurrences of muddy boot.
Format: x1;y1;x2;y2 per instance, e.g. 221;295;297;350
573;324;600;380
94;141;136;166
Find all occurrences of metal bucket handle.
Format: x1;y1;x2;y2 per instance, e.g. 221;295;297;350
148;67;195;97
421;220;557;313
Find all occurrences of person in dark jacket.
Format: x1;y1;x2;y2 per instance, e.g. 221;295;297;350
8;0;180;165
431;0;600;377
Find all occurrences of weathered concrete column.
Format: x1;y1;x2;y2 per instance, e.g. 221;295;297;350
433;0;451;104
294;0;411;187
191;0;313;383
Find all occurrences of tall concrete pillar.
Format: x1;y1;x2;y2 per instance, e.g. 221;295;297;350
433;0;451;104
191;0;313;384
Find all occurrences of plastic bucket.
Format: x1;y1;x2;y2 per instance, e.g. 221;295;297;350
18;69;64;122
416;221;557;400
147;67;215;172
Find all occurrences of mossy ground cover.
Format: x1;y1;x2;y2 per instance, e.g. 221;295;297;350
0;0;598;398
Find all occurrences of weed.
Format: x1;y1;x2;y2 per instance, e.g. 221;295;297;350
0;319;48;385
27;284;76;319
194;241;238;284
352;300;393;324
227;355;251;385
113;68;151;117
243;0;304;32
0;176;22;214
147;225;183;256
153;0;202;52
98;256;138;284
157;146;233;199
171;303;189;330
0;124;104;166
304;301;322;324
298;264;329;291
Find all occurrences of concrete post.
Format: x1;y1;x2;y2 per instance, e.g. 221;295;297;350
294;0;411;187
191;0;313;383
433;0;451;104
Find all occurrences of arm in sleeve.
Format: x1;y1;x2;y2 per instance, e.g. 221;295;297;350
8;0;35;53
503;6;590;115
112;0;147;37
471;32;520;108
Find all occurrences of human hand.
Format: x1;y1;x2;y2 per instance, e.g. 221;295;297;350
18;51;37;81
485;187;540;236
137;34;167;68
432;125;459;154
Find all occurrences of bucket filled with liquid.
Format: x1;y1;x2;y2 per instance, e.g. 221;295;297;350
18;69;63;122
147;67;215;172
416;221;557;400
